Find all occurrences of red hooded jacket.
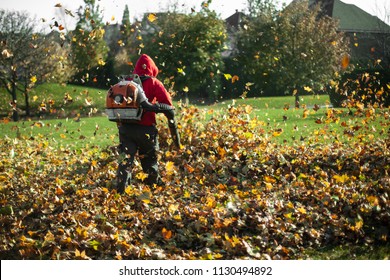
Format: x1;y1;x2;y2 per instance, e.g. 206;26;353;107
133;54;173;126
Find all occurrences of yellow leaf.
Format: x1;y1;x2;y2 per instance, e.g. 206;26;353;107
303;109;309;119
183;190;191;198
75;249;87;259
136;172;148;181
75;248;81;257
286;201;294;209
147;13;157;22
165;161;175;176
168;203;179;214
265;182;273;191
177;68;185;75
30;76;37;84
272;129;283;137
309;228;320;238
333;174;349;183
303;86;312;92
206;196;216;208
232;236;240;247
356;102;364;111
111;15;115;21
354;220;363;230
98;58;105;66
217;146;226;158
299;173;308;179
367;196;379;206
224;73;232;80
183;86;189;92
297;207;307;214
284;212;293;219
76;227;88;239
264;175;276;183
173;214;182;221
124;186;133;195
34;121;44;127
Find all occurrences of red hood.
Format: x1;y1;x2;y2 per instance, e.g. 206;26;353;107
133;54;159;77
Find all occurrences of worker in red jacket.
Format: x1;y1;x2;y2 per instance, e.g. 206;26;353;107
115;54;175;193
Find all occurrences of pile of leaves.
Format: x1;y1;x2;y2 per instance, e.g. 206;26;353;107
0;105;389;259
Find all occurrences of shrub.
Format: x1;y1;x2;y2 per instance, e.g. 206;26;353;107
329;69;390;108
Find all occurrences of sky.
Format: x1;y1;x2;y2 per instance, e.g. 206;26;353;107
0;0;389;31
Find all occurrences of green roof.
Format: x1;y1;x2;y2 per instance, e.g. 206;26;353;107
333;0;390;32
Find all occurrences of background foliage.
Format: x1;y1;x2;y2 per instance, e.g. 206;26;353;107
235;0;350;97
140;9;226;100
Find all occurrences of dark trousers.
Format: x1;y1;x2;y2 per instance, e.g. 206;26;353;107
116;123;160;193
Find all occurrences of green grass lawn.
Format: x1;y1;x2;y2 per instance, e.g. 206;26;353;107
0;83;106;119
1;83;116;149
199;95;388;145
0;116;118;149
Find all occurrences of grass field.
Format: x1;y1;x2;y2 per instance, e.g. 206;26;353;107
1;83;387;148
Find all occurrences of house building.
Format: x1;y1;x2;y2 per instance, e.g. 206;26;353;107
309;0;390;67
223;1;390;67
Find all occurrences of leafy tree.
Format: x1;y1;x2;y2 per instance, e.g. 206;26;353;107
120;5;132;46
275;0;349;102
236;0;349;102
140;8;227;100
0;10;63;120
234;0;279;96
71;0;108;86
44;32;76;84
111;4;137;77
246;0;278;17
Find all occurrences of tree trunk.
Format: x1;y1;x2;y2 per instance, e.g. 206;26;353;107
11;70;19;121
11;87;19;122
184;91;189;106
295;94;300;109
24;91;30;117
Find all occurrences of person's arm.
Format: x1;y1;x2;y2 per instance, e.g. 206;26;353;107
151;79;180;148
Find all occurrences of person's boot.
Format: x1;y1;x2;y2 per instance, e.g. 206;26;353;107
115;166;131;194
